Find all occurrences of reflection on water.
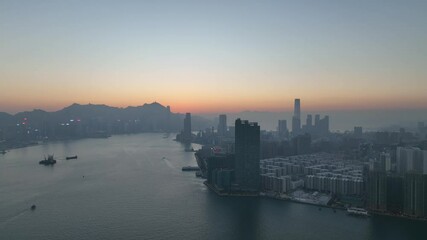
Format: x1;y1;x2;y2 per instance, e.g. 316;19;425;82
0;133;425;240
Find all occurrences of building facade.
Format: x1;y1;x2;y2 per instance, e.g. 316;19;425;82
235;119;261;192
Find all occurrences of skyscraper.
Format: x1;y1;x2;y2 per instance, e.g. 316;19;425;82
314;114;320;127
306;114;312;128
218;114;227;136
294;98;301;119
183;113;192;142
397;147;427;174
278;120;288;138
367;171;388;212
235;119;260;192
386;175;404;214
403;173;427;218
292;99;301;135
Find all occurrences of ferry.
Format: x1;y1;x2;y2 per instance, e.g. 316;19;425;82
347;207;369;217
39;155;57;166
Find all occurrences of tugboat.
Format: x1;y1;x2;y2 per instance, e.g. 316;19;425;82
39;155;57;166
66;155;78;160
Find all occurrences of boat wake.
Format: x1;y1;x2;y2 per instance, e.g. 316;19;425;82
162;157;174;169
0;208;30;227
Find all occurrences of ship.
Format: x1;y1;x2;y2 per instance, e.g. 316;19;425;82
181;166;200;171
347;207;369;217
66;155;78;160
39;155;57;166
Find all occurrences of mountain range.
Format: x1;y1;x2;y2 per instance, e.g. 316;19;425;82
0;102;213;132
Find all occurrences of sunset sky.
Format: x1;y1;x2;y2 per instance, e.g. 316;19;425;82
1;0;426;114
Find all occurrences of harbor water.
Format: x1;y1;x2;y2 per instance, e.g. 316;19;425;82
0;133;426;240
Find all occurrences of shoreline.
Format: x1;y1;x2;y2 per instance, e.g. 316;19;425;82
369;210;427;222
1;132;177;152
261;193;346;211
204;182;427;222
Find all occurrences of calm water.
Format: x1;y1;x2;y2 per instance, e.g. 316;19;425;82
0;133;426;240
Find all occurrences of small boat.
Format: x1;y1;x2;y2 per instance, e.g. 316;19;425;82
347;207;369;217
31;205;36;210
39;155;56;165
66;155;78;160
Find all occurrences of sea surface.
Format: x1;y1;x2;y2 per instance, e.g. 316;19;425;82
0;133;426;240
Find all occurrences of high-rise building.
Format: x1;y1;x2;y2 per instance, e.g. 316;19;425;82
278;120;288;138
403;173;427;218
206;154;235;191
397;147;427;174
292;99;301;135
294;98;301;119
321;115;330;134
235;119;260;192
183;113;192;142
386;175;404;214
306;114;312;128
380;152;392;172
314;114;320;127
354;126;363;138
218;114;227;136
367;171;388;212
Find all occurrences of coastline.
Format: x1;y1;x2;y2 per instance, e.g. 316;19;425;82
1;131;176;152
205;184;427;222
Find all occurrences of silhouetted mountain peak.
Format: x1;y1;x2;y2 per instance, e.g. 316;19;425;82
142;102;165;108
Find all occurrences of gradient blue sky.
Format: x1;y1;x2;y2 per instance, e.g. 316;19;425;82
1;0;426;114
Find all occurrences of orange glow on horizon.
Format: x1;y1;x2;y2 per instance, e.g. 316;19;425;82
1;95;426;115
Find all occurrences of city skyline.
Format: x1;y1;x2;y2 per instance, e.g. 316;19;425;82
2;1;427;239
1;100;426;132
1;1;427;113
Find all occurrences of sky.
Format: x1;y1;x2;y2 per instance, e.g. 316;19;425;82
1;0;427;114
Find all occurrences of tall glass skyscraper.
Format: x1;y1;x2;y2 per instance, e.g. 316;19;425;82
218;114;227;136
292;98;301;135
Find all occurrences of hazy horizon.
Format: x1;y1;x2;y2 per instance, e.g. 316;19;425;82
1;101;426;132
